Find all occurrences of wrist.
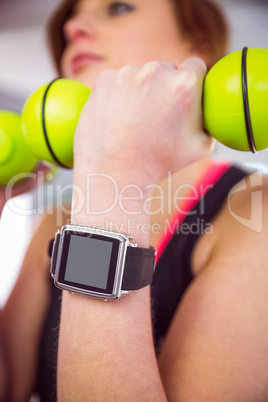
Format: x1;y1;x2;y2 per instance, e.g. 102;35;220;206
73;156;160;188
50;223;156;301
71;166;156;247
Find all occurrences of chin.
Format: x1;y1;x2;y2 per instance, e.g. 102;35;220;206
71;68;104;88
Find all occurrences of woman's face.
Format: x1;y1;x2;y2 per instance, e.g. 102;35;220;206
61;0;192;87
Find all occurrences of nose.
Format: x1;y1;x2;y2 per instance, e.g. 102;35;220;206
63;13;96;43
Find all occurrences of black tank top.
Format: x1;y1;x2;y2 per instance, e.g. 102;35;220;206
35;165;247;401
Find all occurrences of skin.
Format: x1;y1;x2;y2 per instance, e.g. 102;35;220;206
2;209;71;401
0;319;7;401
0;163;50;401
61;0;193;87
2;0;268;401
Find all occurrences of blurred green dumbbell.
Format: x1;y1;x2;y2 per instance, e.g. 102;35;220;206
203;47;268;152
0;110;38;185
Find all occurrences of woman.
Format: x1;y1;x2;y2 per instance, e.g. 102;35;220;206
2;0;268;401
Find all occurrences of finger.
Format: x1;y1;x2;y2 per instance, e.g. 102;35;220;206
170;57;207;100
153;61;178;69
136;60;178;84
178;56;207;78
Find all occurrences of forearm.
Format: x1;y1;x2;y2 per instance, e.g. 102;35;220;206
57;58;209;400
58;170;166;401
2;211;62;402
0;200;7;399
2;275;50;402
59;287;165;401
0;312;9;401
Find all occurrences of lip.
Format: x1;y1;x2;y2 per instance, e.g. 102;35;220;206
71;53;104;73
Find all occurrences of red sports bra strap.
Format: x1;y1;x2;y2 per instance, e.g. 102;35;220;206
155;160;231;263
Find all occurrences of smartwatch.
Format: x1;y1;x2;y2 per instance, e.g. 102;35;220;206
49;224;156;301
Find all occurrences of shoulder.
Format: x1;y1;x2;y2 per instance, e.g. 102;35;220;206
214;168;268;246
192;169;268;276
226;168;268;226
214;168;268;238
160;172;268;400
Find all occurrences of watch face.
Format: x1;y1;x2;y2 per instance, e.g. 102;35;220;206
56;228;123;297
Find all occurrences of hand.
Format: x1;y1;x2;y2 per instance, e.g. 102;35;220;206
74;57;213;185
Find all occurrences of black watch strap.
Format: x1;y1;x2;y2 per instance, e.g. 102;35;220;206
122;247;155;291
48;236;155;291
48;233;60;277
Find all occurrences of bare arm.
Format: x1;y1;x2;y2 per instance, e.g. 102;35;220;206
158;175;268;401
59;181;167;401
2;207;70;401
58;56;268;400
0;315;8;401
0;163;51;400
57;58;210;400
59;175;268;401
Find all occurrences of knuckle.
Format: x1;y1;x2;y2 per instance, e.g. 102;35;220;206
190;56;207;74
144;61;163;75
137;61;163;83
179;70;199;90
173;70;200;106
145;60;162;70
119;64;133;74
95;68;115;85
117;65;134;80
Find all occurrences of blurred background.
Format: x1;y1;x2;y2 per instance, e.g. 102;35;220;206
0;0;268;306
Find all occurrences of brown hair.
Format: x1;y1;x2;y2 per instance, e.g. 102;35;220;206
170;0;229;67
47;0;229;75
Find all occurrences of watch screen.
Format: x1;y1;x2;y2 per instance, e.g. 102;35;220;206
65;236;113;289
57;231;121;294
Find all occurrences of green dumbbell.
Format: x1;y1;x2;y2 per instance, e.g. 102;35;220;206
21;78;91;169
0;47;267;186
0;80;90;185
0;110;38;185
203;47;268;152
